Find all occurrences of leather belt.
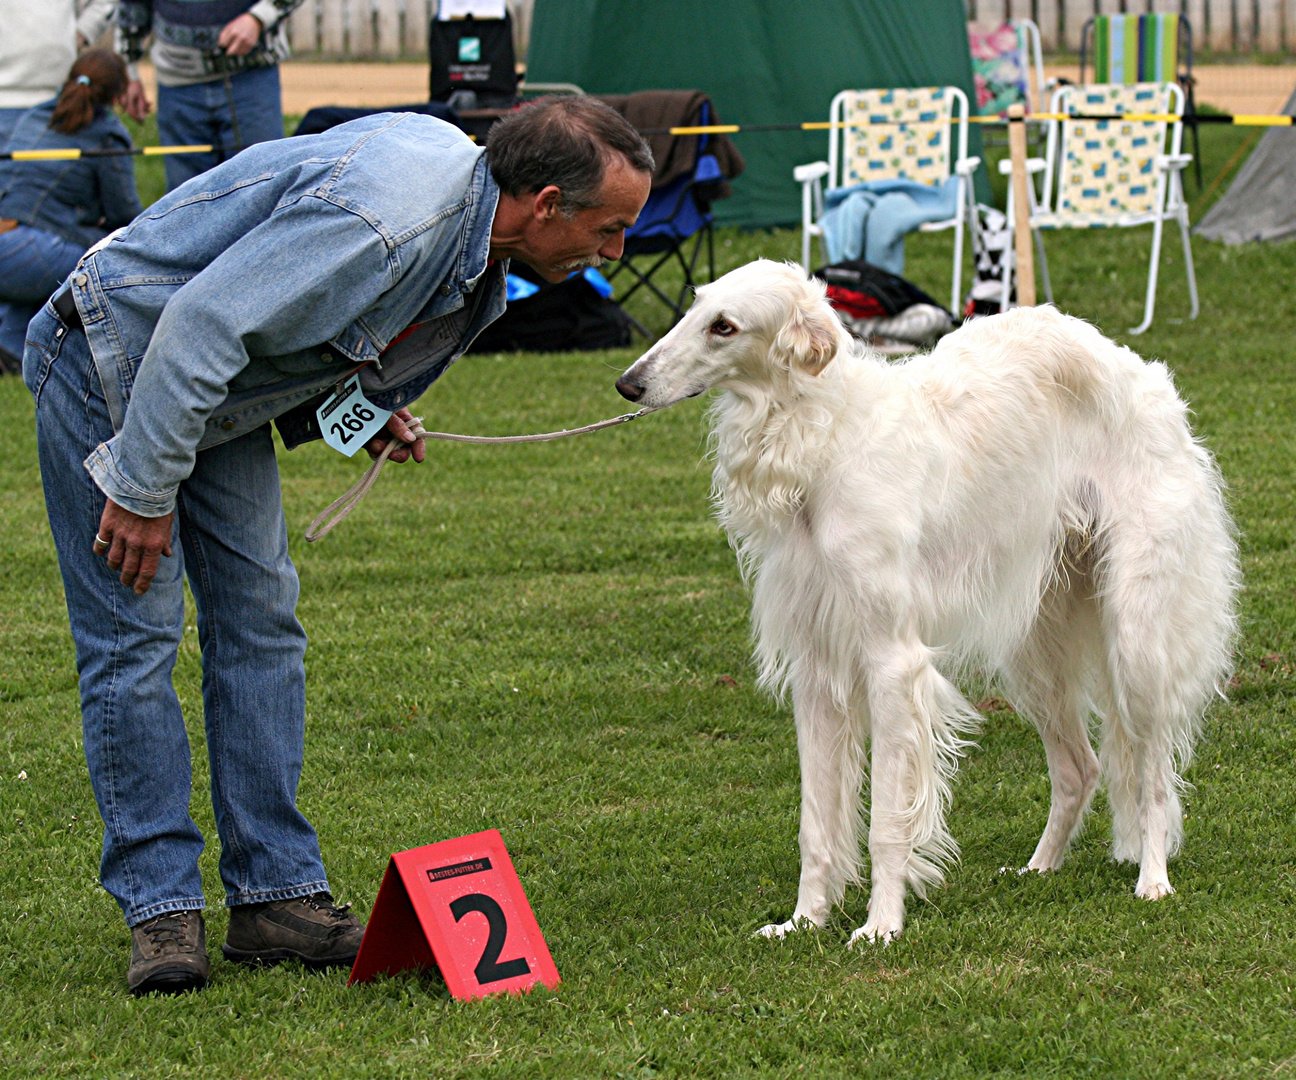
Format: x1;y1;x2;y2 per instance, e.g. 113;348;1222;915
52;286;82;329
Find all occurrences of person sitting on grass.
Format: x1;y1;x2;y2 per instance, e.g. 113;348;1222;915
0;48;142;373
21;94;652;996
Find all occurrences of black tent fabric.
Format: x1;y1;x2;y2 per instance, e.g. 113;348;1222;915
1193;84;1296;245
526;0;986;228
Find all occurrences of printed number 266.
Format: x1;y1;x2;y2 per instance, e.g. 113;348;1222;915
329;402;375;444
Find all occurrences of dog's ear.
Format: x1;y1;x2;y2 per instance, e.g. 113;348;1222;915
774;294;840;376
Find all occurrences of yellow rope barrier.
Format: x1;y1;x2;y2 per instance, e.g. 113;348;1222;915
8;143;214;161
142;144;214;156
4;113;1288;159
659;113;1293;136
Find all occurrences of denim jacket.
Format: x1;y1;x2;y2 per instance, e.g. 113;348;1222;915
64;113;506;518
0;99;143;249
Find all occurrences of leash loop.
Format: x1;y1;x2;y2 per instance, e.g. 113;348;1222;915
305;407;656;542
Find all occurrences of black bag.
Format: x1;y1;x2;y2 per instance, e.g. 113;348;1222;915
293;102;462;138
467;263;632;353
429;14;517;107
812;260;949;320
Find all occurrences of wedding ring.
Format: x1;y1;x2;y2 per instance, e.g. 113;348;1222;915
93;533;110;548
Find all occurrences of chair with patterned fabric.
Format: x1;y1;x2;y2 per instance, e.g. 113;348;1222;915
1080;12;1200;187
794;86;980;313
1004;82;1198;335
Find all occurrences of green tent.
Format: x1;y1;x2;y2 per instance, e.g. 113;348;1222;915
526;0;986;228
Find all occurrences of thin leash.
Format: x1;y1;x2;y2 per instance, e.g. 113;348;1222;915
222;73;244;155
305;408;658;542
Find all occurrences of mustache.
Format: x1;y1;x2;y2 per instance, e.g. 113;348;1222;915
556;254;605;272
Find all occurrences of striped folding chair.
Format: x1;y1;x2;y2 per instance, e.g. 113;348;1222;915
1080;12;1200;187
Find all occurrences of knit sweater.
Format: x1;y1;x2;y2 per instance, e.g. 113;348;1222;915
117;0;304;87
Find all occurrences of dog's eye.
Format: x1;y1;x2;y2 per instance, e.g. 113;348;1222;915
710;318;737;337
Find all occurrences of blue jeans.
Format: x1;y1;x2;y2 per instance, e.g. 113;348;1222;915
23;303;329;926
157;65;284;191
0;224;84;361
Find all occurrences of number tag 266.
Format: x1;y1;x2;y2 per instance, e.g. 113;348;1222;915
317;374;392;457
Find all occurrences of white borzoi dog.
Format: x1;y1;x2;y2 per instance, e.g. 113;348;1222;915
616;260;1238;945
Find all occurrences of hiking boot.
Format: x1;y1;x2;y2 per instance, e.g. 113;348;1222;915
222;892;364;969
127;910;209;996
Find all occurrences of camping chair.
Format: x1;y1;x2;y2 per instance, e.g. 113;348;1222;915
794;87;979;315
602;100;725;335
1004;82;1198;335
968;19;1046;116
1080;13;1200;188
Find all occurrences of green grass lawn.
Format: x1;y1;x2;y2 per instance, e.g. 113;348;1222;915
1;121;1294;1078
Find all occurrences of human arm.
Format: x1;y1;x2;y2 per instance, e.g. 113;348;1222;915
217;12;263;57
364;407;426;464
221;1;306;55
95;501;173;595
76;0;118;48
96;403;421;588
86;198;399;518
115;1;152;120
249;0;307;33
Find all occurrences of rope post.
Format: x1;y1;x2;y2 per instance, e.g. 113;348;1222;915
1007;104;1036;308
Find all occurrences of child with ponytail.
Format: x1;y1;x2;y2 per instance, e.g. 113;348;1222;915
0;49;143;370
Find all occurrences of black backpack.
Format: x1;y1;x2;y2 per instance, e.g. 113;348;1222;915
466;263;633;354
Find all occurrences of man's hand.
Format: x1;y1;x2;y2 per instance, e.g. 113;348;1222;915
95;499;174;596
364;407;426;464
121;79;151;122
218;12;264;56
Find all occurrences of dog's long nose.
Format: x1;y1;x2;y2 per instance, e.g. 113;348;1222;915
615;374;645;402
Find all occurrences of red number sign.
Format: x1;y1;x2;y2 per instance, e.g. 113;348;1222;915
348;829;559;998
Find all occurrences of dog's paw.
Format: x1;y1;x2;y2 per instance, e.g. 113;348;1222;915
847;920;902;947
1134;877;1174;901
755;918;809;940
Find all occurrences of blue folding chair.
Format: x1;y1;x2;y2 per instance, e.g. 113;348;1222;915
603;101;727;336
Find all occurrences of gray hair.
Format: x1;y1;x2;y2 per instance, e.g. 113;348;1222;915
485;96;654;217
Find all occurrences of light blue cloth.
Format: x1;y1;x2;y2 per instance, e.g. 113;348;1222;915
819;175;960;271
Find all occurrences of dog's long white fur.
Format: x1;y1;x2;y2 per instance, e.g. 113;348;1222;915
618;260;1239;944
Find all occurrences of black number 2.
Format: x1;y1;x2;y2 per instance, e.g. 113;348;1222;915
449;893;532;985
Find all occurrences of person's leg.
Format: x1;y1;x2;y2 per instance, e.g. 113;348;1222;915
23;306;207;926
216;65;285;156
176;424;329;906
178;427;363;968
0;225;87;360
156;81;224;190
